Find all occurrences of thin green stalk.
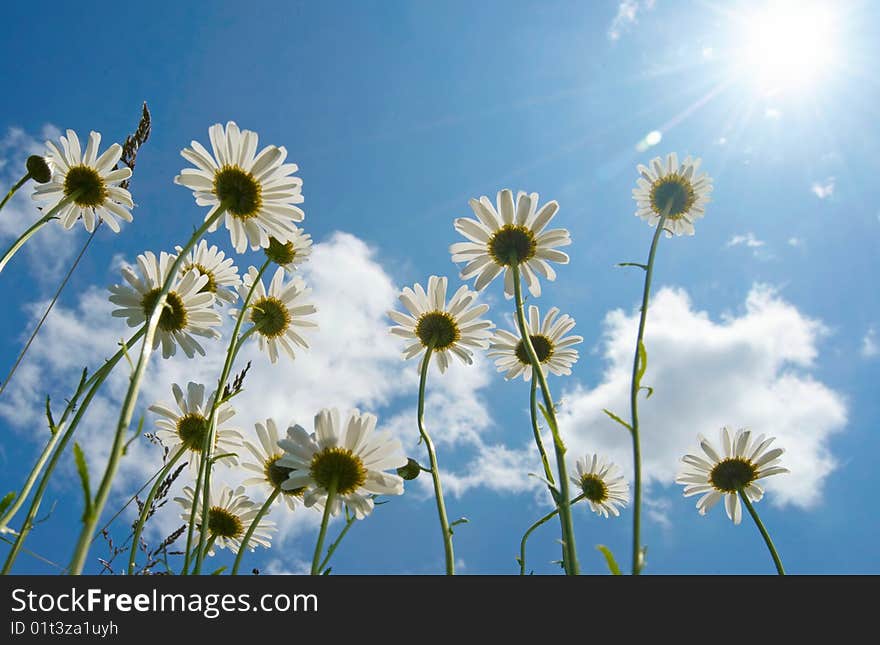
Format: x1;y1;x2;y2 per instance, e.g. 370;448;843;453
511;261;579;575
418;343;456;575
739;490;785;575
67;206;226;575
317;507;357;574
126;446;186;574
0;335;134;533
519;494;585;575
0;192;80;274
1;329;143;574
628;203;671;576
311;477;338;575
0;173;30;215
189;258;271;574
529;377;555;485
231;488;279;575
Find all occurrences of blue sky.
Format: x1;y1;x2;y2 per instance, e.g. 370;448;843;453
1;0;878;574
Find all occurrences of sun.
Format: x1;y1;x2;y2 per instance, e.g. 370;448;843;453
740;1;839;94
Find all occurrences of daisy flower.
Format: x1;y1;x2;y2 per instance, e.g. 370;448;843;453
264;227;313;272
148;382;242;475
174;121;304;253
488;305;582;381
241;418;309;511
388;275;494;373
108;251;222;358
175;485;275;555
276;408;407;519
571;454;630;518
632;152;713;236
175;239;241;304
32;129;133;232
230;266;317;364
676;427;789;525
450;189;570;299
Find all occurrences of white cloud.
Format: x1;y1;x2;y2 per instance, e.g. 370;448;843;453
862;327;878;358
555;284;846;511
608;1;655;41
764;108;783;120
811;178;835;199
787;237;804;247
726;232;765;249
0;125;80;285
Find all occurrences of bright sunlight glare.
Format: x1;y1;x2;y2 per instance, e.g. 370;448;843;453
742;1;839;94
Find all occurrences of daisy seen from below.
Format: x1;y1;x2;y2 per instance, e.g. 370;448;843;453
632;152;713;236
389;275;494;373
571;454;630;518
230;266;317;364
33;129;133;232
276;408;407;520
450;189;570;299
108;251;222;358
174;121;304;253
242;418;309;511
676;426;788;525
148;382;242;475
176;239;241;304
488;305;582;381
264;227;313;271
175;484;275;555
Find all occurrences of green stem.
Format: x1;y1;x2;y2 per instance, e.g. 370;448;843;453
529;377;555;485
418;343;456;575
311;477;338;575
317;507;357;574
231;488;279;575
126;447;186;575
0;173;30;215
189;257;271;575
510;261;579;575
519;494;585;575
628;204;671;576
0;192;80;274
67;206;226;575
1;329;143;574
739;490;785;575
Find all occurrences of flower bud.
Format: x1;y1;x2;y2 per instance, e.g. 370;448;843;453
26;155;52;183
397;458;421;481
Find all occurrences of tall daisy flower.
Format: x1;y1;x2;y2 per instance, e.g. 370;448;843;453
175;485;275;555
450;189;570;299
32;129;133;232
264;227;313;272
676;427;788;525
148;382;242;474
231;266;317;364
175;240;241;304
175;121;304;253
632;153;713;236
108;251;222;358
241;418;308;511
571;454;630;518
488;305;582;381
277;409;407;519
388;275;493;373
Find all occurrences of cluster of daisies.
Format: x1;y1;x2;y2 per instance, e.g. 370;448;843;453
4;117;792;574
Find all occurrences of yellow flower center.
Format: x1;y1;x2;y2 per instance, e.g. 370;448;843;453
265;454;304;497
265;237;297;266
64;165;107;207
214;165;262;219
515;334;554;365
649;175;696;219
415;311;460;350
310;447;367;496
709;458;758;493
250;296;290;338
580;474;609;503
487;225;537;266
176;413;211;452
207;507;243;539
140;289;187;332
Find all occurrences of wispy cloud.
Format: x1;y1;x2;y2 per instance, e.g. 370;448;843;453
726;232;765;248
811;178;835;199
862;327;878;359
608;0;655;41
788;237;804;247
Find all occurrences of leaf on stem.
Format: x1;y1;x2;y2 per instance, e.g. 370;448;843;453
617;262;648;270
0;491;16;516
449;517;469;534
596;545;622;575
602;408;633;433
636;340;648;389
639;385;654;399
73;442;92;518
